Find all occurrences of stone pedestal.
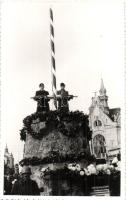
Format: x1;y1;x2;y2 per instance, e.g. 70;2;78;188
20;111;93;196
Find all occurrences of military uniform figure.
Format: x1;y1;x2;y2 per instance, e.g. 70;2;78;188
34;83;50;112
57;83;73;112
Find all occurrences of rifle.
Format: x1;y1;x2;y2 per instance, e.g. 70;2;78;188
31;95;78;101
68;95;78;98
31;96;54;101
56;95;78;99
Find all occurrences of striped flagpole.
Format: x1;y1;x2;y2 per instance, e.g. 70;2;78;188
50;8;57;109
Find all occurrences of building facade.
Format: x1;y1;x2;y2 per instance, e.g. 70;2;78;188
4;145;14;169
89;79;121;161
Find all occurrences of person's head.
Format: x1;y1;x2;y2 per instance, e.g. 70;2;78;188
60;83;65;90
21;166;31;181
7;175;10;181
39;83;44;90
7;175;13;182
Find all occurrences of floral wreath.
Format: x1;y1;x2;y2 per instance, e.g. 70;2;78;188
39;161;121;180
20;110;92;141
19;153;96;166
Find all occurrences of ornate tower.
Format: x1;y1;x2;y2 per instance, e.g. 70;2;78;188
5;144;9;154
99;79;109;114
10;153;14;168
4;145;14;168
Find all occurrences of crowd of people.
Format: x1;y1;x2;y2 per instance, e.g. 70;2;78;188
4;166;42;195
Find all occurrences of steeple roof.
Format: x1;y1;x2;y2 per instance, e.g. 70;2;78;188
5;144;8;153
99;78;106;95
10;152;14;157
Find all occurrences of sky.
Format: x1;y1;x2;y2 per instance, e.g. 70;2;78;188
1;0;124;164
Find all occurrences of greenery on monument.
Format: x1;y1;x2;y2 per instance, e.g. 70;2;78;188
19;152;96;166
20;110;92;141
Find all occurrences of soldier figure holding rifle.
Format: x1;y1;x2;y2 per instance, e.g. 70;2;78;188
32;83;77;112
57;83;75;112
33;83;50;112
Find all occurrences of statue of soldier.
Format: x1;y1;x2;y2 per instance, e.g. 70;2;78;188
57;83;73;112
34;83;50;112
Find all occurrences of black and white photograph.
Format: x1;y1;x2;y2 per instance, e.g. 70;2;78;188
1;0;124;198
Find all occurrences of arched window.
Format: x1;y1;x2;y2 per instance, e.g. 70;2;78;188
94;120;102;127
93;134;106;158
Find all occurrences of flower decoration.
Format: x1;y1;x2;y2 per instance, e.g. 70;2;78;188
117;161;121;168
20;110;92;141
102;164;109;171
41;167;46;172
96;164;103;171
71;166;76;171
20;160;121;183
112;157;118;164
80;170;85;176
20;151;95;166
87;164;96;174
106;169;111;175
108;165;114;170
115;161;121;171
68;164;72;170
90;167;97;175
76;164;81;171
85;170;91;176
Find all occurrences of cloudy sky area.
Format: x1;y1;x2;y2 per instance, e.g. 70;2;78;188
1;0;124;163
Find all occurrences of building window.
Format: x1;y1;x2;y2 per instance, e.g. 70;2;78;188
93;134;106;158
94;120;102;127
